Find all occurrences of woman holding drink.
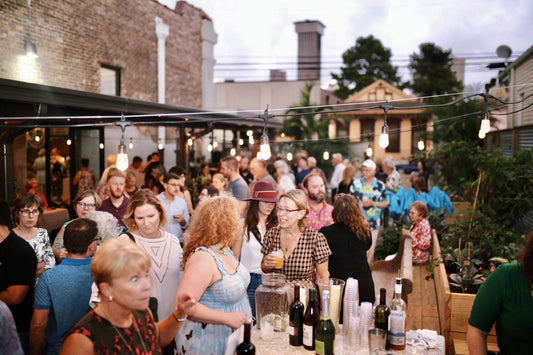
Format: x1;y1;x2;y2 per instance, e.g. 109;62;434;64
260;189;331;281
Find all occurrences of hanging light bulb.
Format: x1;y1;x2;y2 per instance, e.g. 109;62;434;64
116;144;129;171
249;135;254;145
478;130;486;139
246;130;253;136
259;134;271;160
35;135;40;142
366;143;373;157
323;150;330;160
480;111;491;135
187;138;193;146
417;139;425;151
378;124;389;148
208;144;213;152
66;139;72;146
239;138;244;146
99;143;104;149
280;132;285;138
287;151;293;161
230;147;236;156
129;138;134;149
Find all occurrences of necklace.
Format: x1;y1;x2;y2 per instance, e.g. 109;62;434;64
108;312;149;355
214;243;231;256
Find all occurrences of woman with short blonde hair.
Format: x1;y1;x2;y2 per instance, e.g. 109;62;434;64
61;238;195;354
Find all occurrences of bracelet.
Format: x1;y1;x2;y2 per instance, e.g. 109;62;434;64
172;312;187;323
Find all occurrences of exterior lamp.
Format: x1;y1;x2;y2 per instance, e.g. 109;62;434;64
259;134;271;160
366;143;373;157
480;111;490;135
323;150;330;160
378;124;389;148
287;151;293;161
187;138;193;146
115;114;130;171
230;147;236;156
129;138;134;149
417;139;425;151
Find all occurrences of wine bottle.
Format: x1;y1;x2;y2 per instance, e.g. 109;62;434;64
236;322;256;354
389;277;407;350
289;284;304;346
374;287;390;349
315;289;335;355
303;287;319;350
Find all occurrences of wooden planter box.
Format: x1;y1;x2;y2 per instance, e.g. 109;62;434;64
432;230;497;355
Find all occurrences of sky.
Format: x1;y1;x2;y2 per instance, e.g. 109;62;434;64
186;0;533;93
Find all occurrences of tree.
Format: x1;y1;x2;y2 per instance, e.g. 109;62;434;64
282;82;330;140
331;35;403;99
408;43;463;99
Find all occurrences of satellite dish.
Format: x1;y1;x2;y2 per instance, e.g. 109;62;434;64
496;45;512;59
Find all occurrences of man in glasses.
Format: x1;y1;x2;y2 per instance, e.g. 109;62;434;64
29;218;98;355
99;168;129;228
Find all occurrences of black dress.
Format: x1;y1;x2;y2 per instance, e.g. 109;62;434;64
319;223;375;304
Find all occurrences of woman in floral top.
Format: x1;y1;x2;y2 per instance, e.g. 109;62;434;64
402;201;432;264
12;194;55;281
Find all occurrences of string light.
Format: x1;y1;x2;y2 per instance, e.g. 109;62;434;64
259;106;273;160
366;143;373;157
248;135;254;144
99;143;104;149
187;138;193;146
417;138;425;151
378;103;390;149
230;147;236;156
323;150;329;160
239;138;244;146
66;139;71;146
208;144;213;152
287;151;293;161
116;114;129;171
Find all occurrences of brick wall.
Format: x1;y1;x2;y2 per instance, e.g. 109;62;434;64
0;0;203;108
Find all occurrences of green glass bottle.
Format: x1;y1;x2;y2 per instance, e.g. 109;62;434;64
374;287;390;349
315;289;335;355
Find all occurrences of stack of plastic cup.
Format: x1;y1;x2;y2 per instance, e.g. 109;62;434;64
359;302;374;350
343;278;359;350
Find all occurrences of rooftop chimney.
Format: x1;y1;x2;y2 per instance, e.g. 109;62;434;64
294;20;325;81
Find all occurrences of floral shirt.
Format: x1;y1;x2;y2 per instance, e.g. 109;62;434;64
305;200;334;231
21;228;55;280
410;218;432;264
350;177;389;230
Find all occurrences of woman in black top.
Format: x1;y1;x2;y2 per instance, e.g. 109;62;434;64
319;193;375;304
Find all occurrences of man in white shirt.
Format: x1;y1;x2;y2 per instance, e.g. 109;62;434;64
329;153;345;201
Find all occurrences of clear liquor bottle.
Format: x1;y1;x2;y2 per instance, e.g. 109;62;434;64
389;277;407;350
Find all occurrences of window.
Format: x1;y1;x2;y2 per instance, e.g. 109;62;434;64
360;118;375;142
386;119;400;153
100;65;121;96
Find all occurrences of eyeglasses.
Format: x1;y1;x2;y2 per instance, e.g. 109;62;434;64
19;209;40;216
277;208;300;214
78;202;96;209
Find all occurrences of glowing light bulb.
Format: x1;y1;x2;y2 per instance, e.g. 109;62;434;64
116;145;129;171
246;130;253;136
478;130;486;139
249;136;254;145
158;143;164;150
287;152;293;161
480;116;491;134
230;148;236;156
66;139;72;146
323;150;330;160
213;141;218;149
187;138;193;146
239;138;244;146
259;134;271;160
99;143;104;149
378;125;389;148
417;139;425;151
208;144;213;152
366;145;373;157
35;135;40;142
128;138;134;149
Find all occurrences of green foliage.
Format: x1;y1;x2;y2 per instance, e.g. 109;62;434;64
374;220;403;261
331;35;403;100
282;82;331;140
408;43;463;98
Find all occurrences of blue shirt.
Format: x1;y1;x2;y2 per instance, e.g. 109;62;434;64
157;192;189;242
34;258;93;355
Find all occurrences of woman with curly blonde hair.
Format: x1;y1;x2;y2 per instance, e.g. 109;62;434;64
319;193;375;303
177;194;251;355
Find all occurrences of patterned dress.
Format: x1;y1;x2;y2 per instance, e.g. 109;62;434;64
19;228;55;282
177;247;251;355
68;309;161;354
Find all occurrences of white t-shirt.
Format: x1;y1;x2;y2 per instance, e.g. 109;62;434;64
240;225;265;274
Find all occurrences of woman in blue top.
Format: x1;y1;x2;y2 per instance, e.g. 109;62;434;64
176;195;251;355
467;230;533;354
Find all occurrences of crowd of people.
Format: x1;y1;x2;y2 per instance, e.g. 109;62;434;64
1;150;530;354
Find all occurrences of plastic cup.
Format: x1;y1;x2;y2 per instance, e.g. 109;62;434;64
271;250;284;269
316;278;345;333
368;328;387;353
